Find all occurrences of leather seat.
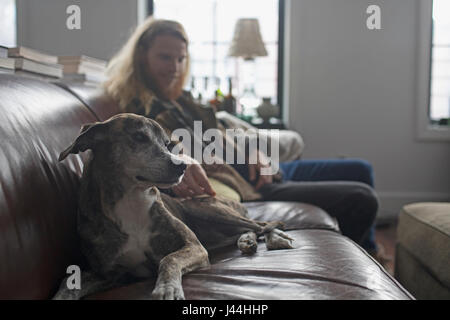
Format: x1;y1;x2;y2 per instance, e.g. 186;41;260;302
86;202;411;300
0;75;93;299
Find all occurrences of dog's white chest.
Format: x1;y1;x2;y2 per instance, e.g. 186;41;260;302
111;189;156;274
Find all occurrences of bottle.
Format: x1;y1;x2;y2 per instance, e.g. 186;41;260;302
190;76;200;103
239;85;259;119
203;76;214;105
208;77;224;112
222;77;237;114
196;76;205;104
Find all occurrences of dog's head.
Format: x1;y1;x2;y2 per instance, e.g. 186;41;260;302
59;113;187;188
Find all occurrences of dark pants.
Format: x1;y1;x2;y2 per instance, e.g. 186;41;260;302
260;159;379;247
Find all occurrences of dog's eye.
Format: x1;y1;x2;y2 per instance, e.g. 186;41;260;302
132;132;148;143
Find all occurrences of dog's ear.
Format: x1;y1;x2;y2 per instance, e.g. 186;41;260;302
58;122;108;161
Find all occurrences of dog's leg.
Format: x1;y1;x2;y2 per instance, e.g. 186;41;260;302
237;231;258;254
178;196;266;232
150;199;209;300
176;196;294;252
265;229;294;250
152;243;208;300
52;271;119;300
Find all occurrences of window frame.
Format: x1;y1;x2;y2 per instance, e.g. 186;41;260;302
277;0;285;119
147;0;285;119
416;0;450;141
0;0;17;47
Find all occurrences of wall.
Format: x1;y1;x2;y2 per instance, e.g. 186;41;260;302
16;0;144;60
283;0;450;219
14;0;450;219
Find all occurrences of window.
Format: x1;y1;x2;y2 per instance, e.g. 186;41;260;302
416;0;450;141
152;0;281;116
0;0;16;47
430;0;450;124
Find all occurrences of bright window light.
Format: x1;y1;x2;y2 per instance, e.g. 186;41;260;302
0;0;16;47
430;0;450;122
153;0;279;109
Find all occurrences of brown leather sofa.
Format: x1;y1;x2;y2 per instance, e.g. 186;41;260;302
0;75;414;299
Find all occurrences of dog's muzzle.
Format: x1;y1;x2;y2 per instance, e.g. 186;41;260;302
135;162;187;187
171;162;187;176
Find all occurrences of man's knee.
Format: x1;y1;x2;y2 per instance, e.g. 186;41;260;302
339;183;378;244
352;183;379;223
348;159;375;187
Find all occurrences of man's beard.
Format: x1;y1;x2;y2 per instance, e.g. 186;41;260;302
148;77;182;101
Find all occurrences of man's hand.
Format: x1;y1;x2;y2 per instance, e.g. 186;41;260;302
248;150;273;190
172;155;216;198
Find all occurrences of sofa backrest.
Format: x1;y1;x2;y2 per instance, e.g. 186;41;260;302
55;82;121;121
0;75;117;299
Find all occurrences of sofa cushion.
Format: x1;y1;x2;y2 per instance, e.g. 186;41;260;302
85;202;410;300
0;75;98;299
87;229;412;300
245;201;339;232
397;202;450;292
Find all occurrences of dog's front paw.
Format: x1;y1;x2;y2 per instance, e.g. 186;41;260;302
238;232;258;254
152;281;185;300
265;229;294;250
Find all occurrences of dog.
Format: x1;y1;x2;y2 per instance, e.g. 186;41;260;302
54;113;293;300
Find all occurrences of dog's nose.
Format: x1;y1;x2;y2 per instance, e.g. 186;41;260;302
173;162;187;175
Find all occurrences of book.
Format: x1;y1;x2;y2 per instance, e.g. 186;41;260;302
60;62;106;74
0;67;14;74
58;55;107;74
8;46;58;65
13;57;63;78
0;57;15;70
0;57;63;78
14;69;59;81
58;55;107;67
62;72;106;84
0;46;9;58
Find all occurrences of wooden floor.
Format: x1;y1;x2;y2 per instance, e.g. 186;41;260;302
374;221;398;275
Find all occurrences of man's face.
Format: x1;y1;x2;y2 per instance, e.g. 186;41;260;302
145;34;187;99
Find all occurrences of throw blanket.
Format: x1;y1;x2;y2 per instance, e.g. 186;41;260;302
215;111;305;163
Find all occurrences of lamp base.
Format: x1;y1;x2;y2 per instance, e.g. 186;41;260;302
239;87;259;119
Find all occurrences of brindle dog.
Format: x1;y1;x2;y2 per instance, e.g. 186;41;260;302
54;113;293;300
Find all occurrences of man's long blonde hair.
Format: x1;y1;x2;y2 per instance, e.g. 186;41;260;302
104;17;190;113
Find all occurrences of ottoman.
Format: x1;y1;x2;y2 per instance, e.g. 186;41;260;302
395;202;450;299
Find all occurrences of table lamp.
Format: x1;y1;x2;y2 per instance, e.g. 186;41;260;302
228;18;268;119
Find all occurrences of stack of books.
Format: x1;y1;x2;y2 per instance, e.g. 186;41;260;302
0;46;9;59
0;45;13;74
0;46;63;80
58;55;107;85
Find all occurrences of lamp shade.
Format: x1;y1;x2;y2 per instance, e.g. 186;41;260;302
228;18;268;60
